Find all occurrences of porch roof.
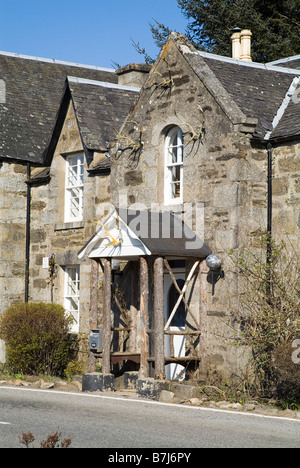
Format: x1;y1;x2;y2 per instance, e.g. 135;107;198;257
78;208;211;260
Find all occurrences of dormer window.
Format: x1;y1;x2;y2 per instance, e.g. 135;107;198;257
65;153;84;222
164;127;183;205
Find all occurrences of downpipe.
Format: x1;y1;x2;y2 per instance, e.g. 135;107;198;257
25;162;31;303
266;143;273;299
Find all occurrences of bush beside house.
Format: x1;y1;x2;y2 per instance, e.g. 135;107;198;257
0;302;77;376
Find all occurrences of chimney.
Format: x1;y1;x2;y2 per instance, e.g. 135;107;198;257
115;63;151;89
231;28;252;62
240;30;252;61
231;27;242;60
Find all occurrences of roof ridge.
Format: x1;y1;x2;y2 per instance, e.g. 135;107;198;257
0;50;115;73
67;76;140;92
268;55;300;66
264;76;300;141
198;51;300;76
176;43;248;126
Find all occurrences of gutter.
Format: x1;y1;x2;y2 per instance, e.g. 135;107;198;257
265;143;273;299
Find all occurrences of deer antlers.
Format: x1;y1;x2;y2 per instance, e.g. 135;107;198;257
113;121;144;155
176;105;205;146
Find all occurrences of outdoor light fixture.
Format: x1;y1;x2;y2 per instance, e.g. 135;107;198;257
206;254;222;271
206;254;224;296
111;259;122;284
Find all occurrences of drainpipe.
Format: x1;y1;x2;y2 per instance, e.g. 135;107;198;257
25;162;31;303
266;143;273;298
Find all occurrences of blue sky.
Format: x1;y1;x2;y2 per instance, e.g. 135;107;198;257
0;0;189;68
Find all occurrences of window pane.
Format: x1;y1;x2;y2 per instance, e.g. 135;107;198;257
65;153;84;221
67;166;77;187
65;267;80;333
169;166;181;199
70;197;80;219
171;181;181;199
168;279;187;327
165;128;184;203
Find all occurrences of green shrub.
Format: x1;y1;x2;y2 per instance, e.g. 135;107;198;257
273;343;300;403
0;302;76;376
64;359;84;382
230;235;300;399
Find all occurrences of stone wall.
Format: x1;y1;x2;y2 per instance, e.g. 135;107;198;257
0;161;27;313
272;142;300;243
29;102;109;365
110;39;298;380
1;39;299;379
0;160;28;363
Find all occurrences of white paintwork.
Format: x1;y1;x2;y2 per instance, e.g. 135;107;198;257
78;209;151;259
164;272;186;381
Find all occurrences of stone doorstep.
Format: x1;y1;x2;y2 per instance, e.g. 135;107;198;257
114;372;139;392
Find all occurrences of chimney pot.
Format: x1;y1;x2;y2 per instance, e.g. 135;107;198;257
231;28;252;62
231;29;242;60
240;29;252;62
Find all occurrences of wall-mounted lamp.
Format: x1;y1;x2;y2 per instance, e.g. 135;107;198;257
111;259;123;284
206;254;225;296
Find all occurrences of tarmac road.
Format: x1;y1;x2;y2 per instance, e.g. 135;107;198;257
0;386;299;449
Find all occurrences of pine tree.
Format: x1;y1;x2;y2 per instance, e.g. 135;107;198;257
178;0;300;62
143;0;300;63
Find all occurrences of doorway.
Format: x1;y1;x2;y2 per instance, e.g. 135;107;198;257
164;272;187;381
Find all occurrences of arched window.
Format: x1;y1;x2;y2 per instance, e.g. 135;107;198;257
164;127;183;204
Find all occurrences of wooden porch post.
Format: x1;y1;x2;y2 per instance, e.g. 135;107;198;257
139;257;149;378
103;258;112;374
89;259;99;330
199;258;208;375
154;256;164;379
88;258;100;373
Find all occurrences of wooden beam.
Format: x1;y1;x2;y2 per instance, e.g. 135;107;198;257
102;258;112;374
88;259;100;373
199;259;208;375
89;259;99;330
163;258;201;330
139;257;149;378
154;256;165;379
164;331;201;336
164;260;200;331
129;262;138;352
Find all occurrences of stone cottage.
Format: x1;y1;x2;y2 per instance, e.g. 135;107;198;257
79;32;300;382
0;51;147;363
1;32;299;382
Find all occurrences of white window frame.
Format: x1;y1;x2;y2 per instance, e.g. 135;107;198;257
64;266;80;334
164;127;184;205
65;153;84;222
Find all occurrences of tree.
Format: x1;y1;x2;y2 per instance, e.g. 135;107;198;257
178;0;300;62
229;235;300;399
138;1;300;64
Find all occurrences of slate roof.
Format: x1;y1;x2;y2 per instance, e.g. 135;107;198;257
0;51;117;164
200;55;295;140
78;207;212;259
43;77;140;167
68;77;139;154
269;55;300;70
118;209;212;258
173;33;300;143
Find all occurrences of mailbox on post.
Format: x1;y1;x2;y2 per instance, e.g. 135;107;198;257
89;329;103;351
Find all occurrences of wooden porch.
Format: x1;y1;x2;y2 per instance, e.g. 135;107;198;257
79;208;211;379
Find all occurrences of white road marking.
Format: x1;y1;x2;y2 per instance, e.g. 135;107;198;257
1;385;300;424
